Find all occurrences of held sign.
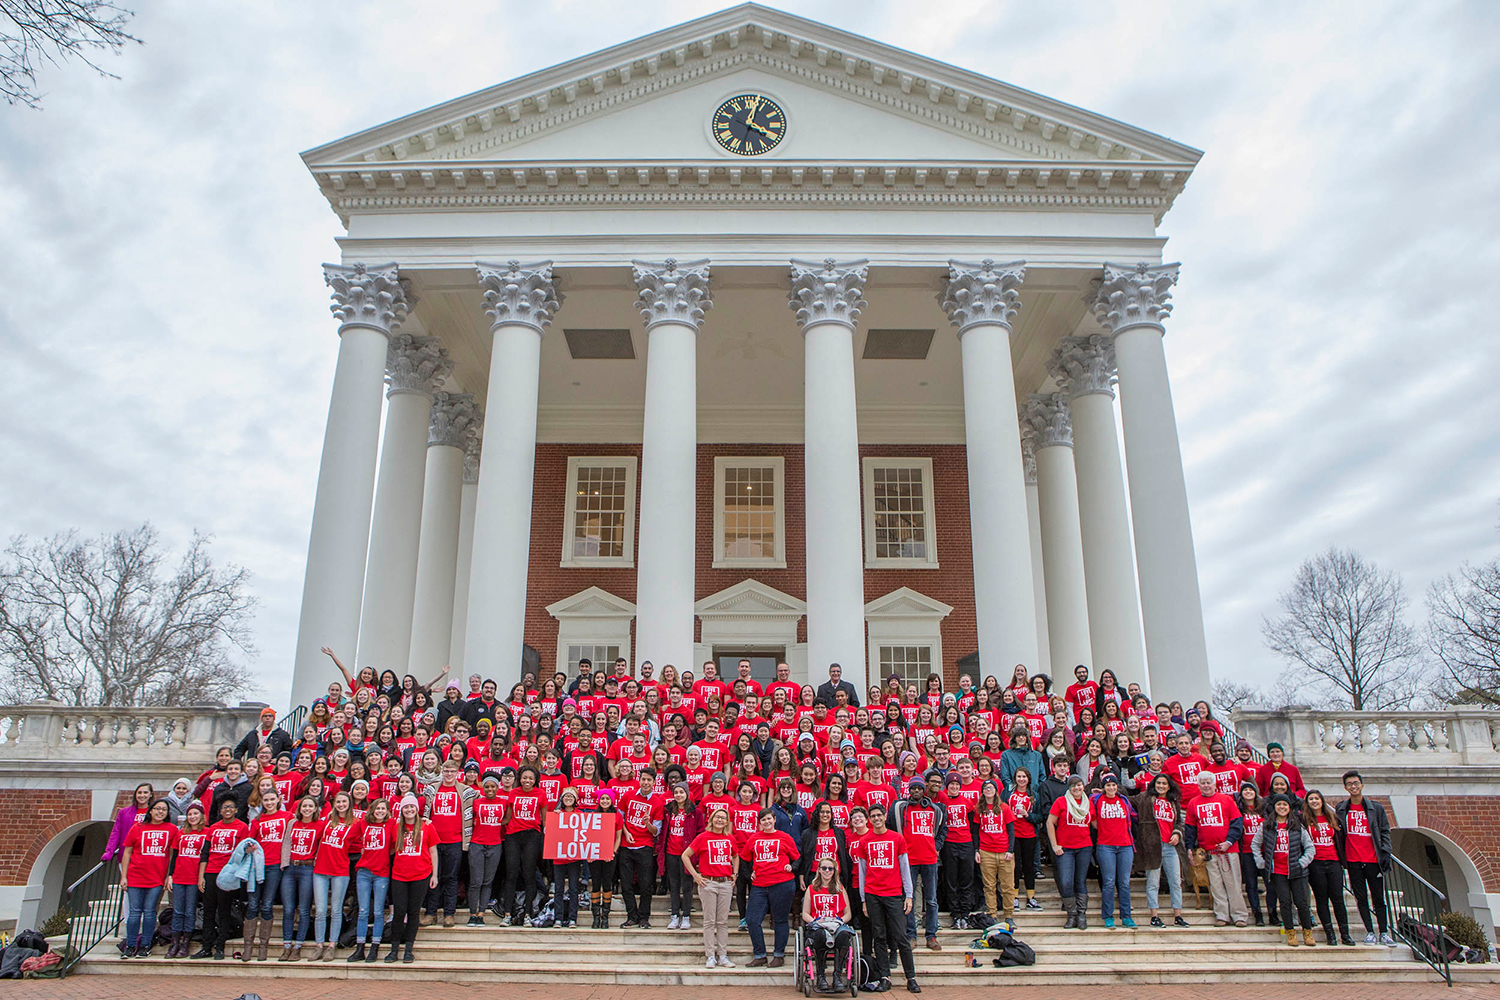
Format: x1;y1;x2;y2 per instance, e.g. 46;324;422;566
543;810;616;862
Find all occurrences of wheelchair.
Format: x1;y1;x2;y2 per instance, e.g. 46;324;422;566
793;922;860;996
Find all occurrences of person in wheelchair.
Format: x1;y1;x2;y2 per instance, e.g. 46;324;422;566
801;858;856;993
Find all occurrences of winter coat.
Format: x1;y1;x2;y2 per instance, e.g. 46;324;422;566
1030;775;1071;833
215;837;265;892
1000;747;1044;797
234;725;293;761
102;806;144;861
209;775;253;823
1130;790;1182;870
655;806;704;878
1335;798;1393;869
1252;816;1316;879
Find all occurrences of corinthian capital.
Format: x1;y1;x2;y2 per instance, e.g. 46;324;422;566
1021;436;1038;485
939;259;1026;335
476;260;562;333
386;334;451;398
1020;392;1073;450
633;258;712;331
428;391;477;449
1049;334;1118;400
788;258;868;331
1090;262;1181;336
463;433;482;484
324;262;410;336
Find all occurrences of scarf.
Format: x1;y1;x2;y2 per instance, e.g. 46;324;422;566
1065;789;1089;824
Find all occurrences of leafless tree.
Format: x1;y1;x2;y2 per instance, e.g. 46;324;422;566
1261;547;1425;711
1;1;140;108
0;525;256;706
1210;678;1266;716
1427;560;1500;708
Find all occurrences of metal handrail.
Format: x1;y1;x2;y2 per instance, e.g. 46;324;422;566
1385;853;1454;986
277;703;309;738
59;858;123;976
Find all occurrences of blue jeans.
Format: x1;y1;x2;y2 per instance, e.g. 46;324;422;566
170;882;199;934
1056;845;1094;909
355;868;390;944
905;863;939;939
125;885;164;948
1148;846;1184;912
1096;843;1134;919
247;863;282;920
313;872;350;945
746;879;795;958
280;863;314;943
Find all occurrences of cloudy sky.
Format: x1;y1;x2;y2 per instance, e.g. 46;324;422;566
0;1;1496;709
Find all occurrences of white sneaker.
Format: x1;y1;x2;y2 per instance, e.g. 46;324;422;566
718;955;735;968
1364;932;1377;944
668;915;681;930
706;956;719;968
679;916;691;930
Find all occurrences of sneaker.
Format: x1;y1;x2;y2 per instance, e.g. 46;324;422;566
738;918;748;930
680;916;691;930
1254;915;1265;926
668;915;681;930
639;920;652;930
1026;899;1044;911
1011;898;1021;913
706;956;718;968
718;955;735;968
1173;916;1190;927
1121;917;1137;928
1380;933;1397;946
1150;916;1164;927
497;915;512;927
1104;918;1115;929
1364;932;1378;944
467;915;483;927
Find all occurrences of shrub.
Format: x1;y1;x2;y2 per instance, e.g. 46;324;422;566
1442;911;1490;961
38;912;70;938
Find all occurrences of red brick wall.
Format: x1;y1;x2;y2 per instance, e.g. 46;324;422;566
1416;795;1500;892
521;443;980;686
0;789;95;885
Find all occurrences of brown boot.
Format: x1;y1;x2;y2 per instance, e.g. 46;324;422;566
1302;928;1316;947
257;923;269;962
239;918;257;962
1287;931;1300;947
278;942;294;962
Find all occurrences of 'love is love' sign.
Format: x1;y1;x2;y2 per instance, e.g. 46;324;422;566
543;810;617;862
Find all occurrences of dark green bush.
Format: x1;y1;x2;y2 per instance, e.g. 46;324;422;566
1442;911;1490;961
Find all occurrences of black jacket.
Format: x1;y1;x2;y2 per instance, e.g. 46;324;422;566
815;680;861;708
434;696;467;734
234;725;293;761
798;824;851;888
891;795;948;855
1335;797;1393;869
460;697;506;730
1030;774;1071;832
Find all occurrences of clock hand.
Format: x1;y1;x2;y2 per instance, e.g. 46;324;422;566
740;117;775;138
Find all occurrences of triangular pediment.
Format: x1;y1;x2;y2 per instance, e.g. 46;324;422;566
546;587;636;620
304;5;1200;176
864;587;954;620
695;579;807;617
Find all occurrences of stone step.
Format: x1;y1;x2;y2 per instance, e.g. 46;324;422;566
412;924;1292;945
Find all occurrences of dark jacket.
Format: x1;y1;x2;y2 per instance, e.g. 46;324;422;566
434;695;467;734
772;800;810;845
655;805;703;878
234;725;293;761
208;775;253;822
459;697;505;730
815;679;861;708
1000;745;1044;798
890;795;948;855
1335;797;1393;869
798;824;851;888
1030;774;1071;832
1253;815;1316;879
1130;790;1182;870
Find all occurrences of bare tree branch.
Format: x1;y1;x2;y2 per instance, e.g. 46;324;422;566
0;525;256;706
1210;678;1266;716
1427;560;1500;707
1260;547;1426;710
0;0;140;109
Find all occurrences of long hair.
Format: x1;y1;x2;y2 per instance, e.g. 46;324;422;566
1301;789;1340;830
395;803;426;849
809;856;845;895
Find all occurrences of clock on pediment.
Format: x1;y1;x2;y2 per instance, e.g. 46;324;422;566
711;94;787;155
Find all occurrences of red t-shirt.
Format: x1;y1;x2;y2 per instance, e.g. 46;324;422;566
809;829;841;865
506;790;545;833
249;811;290;858
1094;793;1133;846
1205;763;1242;797
1065;681;1099;720
687;832;736;877
854;781;895;815
1272;821;1291;875
857;830;908;896
942;794;974;844
124;822;178;888
287;819;321;863
315;820;358;876
1185;793;1237;851
1309;816;1339;861
899;803;940;864
471;794;508;847
203;820;249;874
1343;804;1379;863
976;804;1015;854
357;818;394;876
728;803;761;846
391;822;436;882
1151;797;1178;845
1239;809;1264;853
173;830;208;884
739;829;798;886
428;786;466;844
619;791;663;849
808;886;844;920
1006;792;1035;838
665;809;691;855
1049;795;1094;849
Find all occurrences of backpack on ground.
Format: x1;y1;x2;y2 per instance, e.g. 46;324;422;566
968;911;996;931
993;939;1036;967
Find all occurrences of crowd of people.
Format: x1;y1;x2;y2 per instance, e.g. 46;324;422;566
107;654;1398;992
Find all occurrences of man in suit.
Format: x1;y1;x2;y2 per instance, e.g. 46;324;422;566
815;662;860;708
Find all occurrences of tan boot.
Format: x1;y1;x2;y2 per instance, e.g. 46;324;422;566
257;922;269;962
1287;931;1300;947
277;942;294;962
1302;928;1316;947
239;918;256;962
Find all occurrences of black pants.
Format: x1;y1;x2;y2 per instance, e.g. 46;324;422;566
1345;861;1389;934
1014;836;1038;891
390;877;426;947
617;845;655;921
666;853;693;918
941;841;976;919
867;892;915;983
590;857;616;895
1239;852;1264;918
807;921;855;978
735;864;753;919
200;880;240;949
1270;871;1313;931
553;861;582;923
851;888;872;957
1308;859;1349;938
501;829;542;917
425;841;463;916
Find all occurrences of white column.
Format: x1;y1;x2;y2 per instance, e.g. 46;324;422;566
940;259;1040;682
633;259;711;675
464;261;561;689
407;391;478;678
1022;441;1052;677
355;335;450;675
289;263;409;713
449;434;481;670
1022;392;1093;676
1051;335;1148;692
1091;262;1210;698
789;259;869;693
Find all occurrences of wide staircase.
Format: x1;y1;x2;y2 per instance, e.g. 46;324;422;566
74;876;1497;985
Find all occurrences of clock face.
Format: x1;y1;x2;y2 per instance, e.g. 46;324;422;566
711;94;787;155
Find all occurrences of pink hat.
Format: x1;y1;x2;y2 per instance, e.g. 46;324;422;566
399;793;420;813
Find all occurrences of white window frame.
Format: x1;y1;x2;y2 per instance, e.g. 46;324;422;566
712;456;786;569
561;456;638;568
865;588;953;689
875;645;935;686
546;587;636;679
862;457;939;569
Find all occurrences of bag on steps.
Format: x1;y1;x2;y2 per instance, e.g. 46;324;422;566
992;939;1036;967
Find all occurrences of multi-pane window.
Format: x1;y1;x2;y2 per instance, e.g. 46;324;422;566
863;458;939;568
713;457;785;567
879;645;932;684
567;644;621;678
561;457;637;567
